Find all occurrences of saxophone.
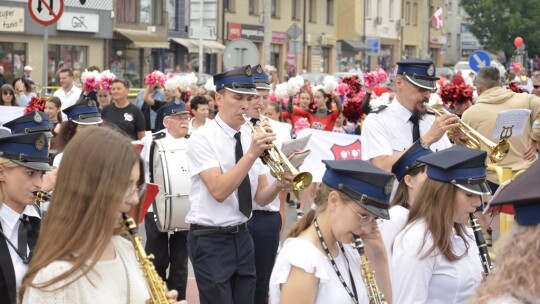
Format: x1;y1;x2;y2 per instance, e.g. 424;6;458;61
469;213;494;277
353;235;388;304
122;213;174;304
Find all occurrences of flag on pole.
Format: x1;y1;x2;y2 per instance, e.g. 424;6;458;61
432;7;443;30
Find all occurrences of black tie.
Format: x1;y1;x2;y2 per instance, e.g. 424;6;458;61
409;116;420;142
18;215;29;264
234;132;252;218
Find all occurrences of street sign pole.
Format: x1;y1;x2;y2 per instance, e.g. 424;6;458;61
41;26;48;96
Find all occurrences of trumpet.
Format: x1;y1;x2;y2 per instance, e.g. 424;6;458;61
242;111;312;191
427;104;509;163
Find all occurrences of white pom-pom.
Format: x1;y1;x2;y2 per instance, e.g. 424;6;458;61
322;75;338;94
286;75;304;96
428;92;443;106
81;69;100;83
275;82;289;101
204;77;216;92
164;76;182;91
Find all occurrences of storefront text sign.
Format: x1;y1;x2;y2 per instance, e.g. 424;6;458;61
0;6;24;32
272;31;287;44
228;22;264;42
57;12;99;32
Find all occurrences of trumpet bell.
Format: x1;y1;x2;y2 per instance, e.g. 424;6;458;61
291;172;313;192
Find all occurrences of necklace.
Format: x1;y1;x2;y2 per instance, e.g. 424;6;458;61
118;248;131;304
314;218;358;303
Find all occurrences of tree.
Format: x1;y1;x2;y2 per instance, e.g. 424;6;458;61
460;0;540;64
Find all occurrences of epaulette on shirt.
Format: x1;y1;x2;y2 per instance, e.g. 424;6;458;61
371;105;387;114
152;131;166;140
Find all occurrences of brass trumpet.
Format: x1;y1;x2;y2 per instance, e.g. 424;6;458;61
242;111;312;191
427;104;509;163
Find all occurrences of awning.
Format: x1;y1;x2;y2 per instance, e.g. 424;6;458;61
201;40;226;53
115;29;169;48
169;37;199;53
339;39;371;52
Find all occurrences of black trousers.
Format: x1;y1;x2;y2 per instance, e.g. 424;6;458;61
247;211;282;304
144;212;188;300
188;227;256;304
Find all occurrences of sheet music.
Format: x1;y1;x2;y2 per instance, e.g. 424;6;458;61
491;109;531;139
281;134;312;157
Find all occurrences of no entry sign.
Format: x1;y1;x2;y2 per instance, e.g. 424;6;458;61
28;0;64;26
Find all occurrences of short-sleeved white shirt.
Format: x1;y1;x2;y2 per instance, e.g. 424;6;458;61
185;114;267;226
362;100;452;161
391;219;483;303
253;119;292;212
53;86;82;110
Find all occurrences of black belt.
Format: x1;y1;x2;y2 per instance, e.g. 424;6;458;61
190;223;248;236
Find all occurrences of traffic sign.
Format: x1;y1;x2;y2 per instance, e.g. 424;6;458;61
28;0;64;26
469;50;491;73
287;23;303;40
366;37;380;55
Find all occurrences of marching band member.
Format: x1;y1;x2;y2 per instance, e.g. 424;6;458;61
472;160;540;303
362;59;456;172
270;160;393;304
0;132;52;304
185;65;289;304
53;98;103;168
379;140;431;258
19;127;181;303
247;65;292;304
144;102;190;301
392;145;491;303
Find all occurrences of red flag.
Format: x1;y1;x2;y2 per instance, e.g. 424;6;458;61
431;7;443;30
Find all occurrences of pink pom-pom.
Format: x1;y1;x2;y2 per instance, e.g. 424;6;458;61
294;117;310;136
336;83;350;97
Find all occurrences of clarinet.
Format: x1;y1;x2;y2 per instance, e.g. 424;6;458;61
469;213;493;276
353;235;388;304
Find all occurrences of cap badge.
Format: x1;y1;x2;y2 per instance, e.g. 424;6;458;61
35;134;46;151
245;66;252;76
384;179;394;195
427;64;435;77
33;111;43;123
87;99;97;107
256;65;263;73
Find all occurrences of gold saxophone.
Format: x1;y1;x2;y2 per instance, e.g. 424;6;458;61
122;213;174;304
353;236;388;304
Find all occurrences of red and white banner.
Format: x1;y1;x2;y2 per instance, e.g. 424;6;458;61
432;7;443;30
297;129;362;182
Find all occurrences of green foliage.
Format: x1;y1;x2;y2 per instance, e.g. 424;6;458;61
460;0;540;59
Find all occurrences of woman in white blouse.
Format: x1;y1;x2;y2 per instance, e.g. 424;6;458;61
270;159;394;304
19;127;181;303
392;145;491;304
188;95;210;133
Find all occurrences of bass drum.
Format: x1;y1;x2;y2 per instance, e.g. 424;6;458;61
150;138;191;232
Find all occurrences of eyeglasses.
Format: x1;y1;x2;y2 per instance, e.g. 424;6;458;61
345;201;377;223
2;91;14;96
125;183;146;199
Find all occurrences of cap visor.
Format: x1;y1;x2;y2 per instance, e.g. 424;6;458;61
224;87;259;95
404;75;437;90
168;111;190;116
455;181;492;196
352;198;390;220
12;160;52;171
73;117;103;125
255;83;271;90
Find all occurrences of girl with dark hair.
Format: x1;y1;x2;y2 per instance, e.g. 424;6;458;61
0;84;18;106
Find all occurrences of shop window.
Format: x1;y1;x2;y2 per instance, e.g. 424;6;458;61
111;41;143;88
116;0;136;23
0;42;26;85
326;0;334;25
47;45;88;87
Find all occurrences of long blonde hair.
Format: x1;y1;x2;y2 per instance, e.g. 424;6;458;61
20;126;144;298
472;224;540;303
406;178;471;261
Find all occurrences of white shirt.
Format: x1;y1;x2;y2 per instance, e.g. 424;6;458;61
253;119;292;212
185;114;267;226
270;238;368;304
0;203;41;292
378;205;409;260
391;219;483;304
362;100;452;161
188;117;211;134
54;85;82;110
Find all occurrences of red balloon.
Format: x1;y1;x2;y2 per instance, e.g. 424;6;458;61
513;63;521;73
514;37;524;48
